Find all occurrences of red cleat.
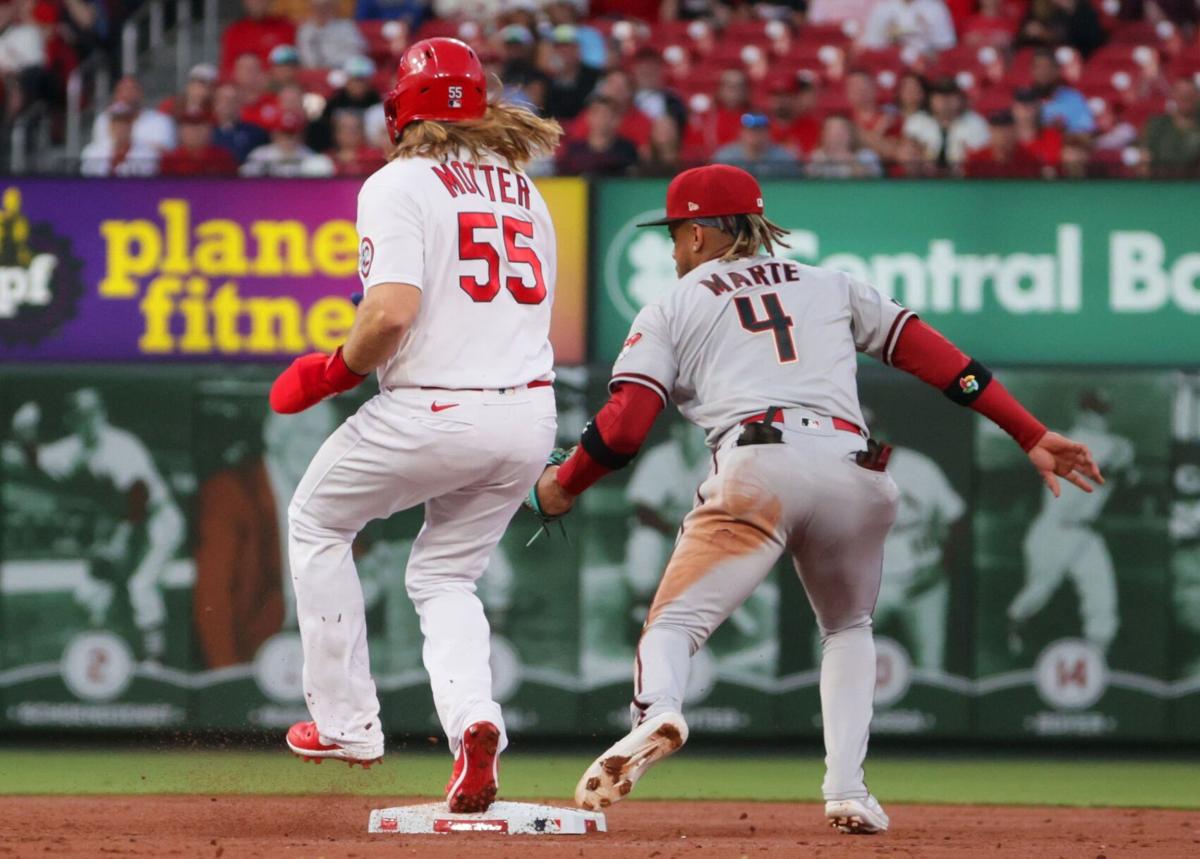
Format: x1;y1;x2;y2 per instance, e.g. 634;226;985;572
445;721;500;813
286;721;381;768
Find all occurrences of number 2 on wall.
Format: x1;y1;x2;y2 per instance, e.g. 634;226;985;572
734;292;797;363
458;212;547;305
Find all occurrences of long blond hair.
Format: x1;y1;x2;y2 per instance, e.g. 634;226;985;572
696;213;792;261
391;102;563;169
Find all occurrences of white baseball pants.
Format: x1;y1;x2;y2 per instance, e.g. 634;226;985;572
631;414;898;801
288;385;556;760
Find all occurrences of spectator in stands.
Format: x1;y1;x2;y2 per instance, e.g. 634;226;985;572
891;131;939;175
298;0;366;68
221;0;296;75
1013;86;1063;167
59;0;107;59
767;75;822;156
713;67;753;146
964;109;1042;176
845;68;899;156
160;63;219;116
1142;77;1200;174
269;44;301;90
635;114;684;176
1146;0;1199;34
1058;132;1094;177
962;0;1019;48
544;0;606;69
902;75;988;166
233;53;278;128
496;25;547;112
809;0;878;34
1017;0;1104;58
307;55;380;151
212;81;269;162
354;0;427;28
242;110;332;176
861;0;957;54
327;108;385;175
807;113;884;177
1029;47;1095;134
160;110;240;176
630;46;687;131
713;112;802;178
573;70;651;146
542;25;601;121
81;102;160;176
0;0;46;87
555;94;638;175
92;77;176;154
895;71;928;122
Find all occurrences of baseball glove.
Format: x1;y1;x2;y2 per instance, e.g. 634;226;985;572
523;446;576;545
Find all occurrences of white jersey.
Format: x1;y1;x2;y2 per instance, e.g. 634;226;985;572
1036;419;1134;525
611;255;914;446
356;151;556;390
883;446;965;577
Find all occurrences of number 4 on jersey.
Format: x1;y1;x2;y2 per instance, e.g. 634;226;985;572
734;292;797;363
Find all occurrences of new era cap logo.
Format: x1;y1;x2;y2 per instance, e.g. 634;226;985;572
756;197;763;206
688;202;700;211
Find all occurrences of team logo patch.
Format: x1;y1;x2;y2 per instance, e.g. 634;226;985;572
618;331;642;360
959;374;979;395
359;236;374;278
687;202;700;212
448;85;463;109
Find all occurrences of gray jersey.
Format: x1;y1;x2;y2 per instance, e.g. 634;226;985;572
611;254;914;446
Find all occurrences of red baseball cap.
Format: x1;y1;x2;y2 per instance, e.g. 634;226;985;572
636;164;765;227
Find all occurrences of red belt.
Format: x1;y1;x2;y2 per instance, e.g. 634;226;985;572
741;411;864;437
420;379;553;392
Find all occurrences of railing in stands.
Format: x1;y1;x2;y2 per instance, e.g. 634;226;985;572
66;52;114;165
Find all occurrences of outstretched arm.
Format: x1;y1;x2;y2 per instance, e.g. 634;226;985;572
534;382;665;516
890;318;1103;497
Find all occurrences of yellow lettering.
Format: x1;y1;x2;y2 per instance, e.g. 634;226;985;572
251;221;312;276
211;281;243;353
179;277;213;353
244;296;306;353
100;219;162;297
159;199;192;276
312;221;359;276
138;276;180;353
194;219;248;276
305;297;356;352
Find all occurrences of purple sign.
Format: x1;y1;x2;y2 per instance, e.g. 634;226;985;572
0;179;363;362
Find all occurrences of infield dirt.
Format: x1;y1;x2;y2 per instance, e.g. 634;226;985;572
3;796;1198;857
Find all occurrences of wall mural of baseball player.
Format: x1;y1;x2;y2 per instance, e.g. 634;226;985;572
271;37;565;815
529;165;1102;835
974;372;1171;740
1170;372;1200;737
0;372;193;726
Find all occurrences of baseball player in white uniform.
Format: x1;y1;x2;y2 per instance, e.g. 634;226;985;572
270;38;563;813
1008;392;1135;655
529;164;1103;834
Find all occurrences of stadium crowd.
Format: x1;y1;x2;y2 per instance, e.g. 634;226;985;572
44;0;1200;177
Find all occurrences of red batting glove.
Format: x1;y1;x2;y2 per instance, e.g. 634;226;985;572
269;347;367;414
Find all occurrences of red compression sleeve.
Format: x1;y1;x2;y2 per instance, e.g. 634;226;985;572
891;318;1047;452
556;382;665;496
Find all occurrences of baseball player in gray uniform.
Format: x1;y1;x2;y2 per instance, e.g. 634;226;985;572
529;164;1103;834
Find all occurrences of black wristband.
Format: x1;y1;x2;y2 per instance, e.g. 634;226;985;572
943;359;993;406
580;419;636;470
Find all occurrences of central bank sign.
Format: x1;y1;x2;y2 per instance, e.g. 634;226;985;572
593;181;1200;366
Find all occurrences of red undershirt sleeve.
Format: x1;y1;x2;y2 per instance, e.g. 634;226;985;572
890;318;1047;452
556;381;665;496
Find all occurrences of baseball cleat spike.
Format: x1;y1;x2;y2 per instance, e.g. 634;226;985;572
286;720;383;767
575;712;688;811
445;721;501;814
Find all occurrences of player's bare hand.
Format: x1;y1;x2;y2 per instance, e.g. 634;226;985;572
1027;430;1104;498
535;465;577;518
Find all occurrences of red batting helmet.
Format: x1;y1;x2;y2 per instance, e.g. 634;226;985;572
383;38;487;144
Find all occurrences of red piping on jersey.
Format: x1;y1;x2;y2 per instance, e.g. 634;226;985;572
881;310;913;365
556;382;664;496
609;372;670;405
891;318;1046;451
